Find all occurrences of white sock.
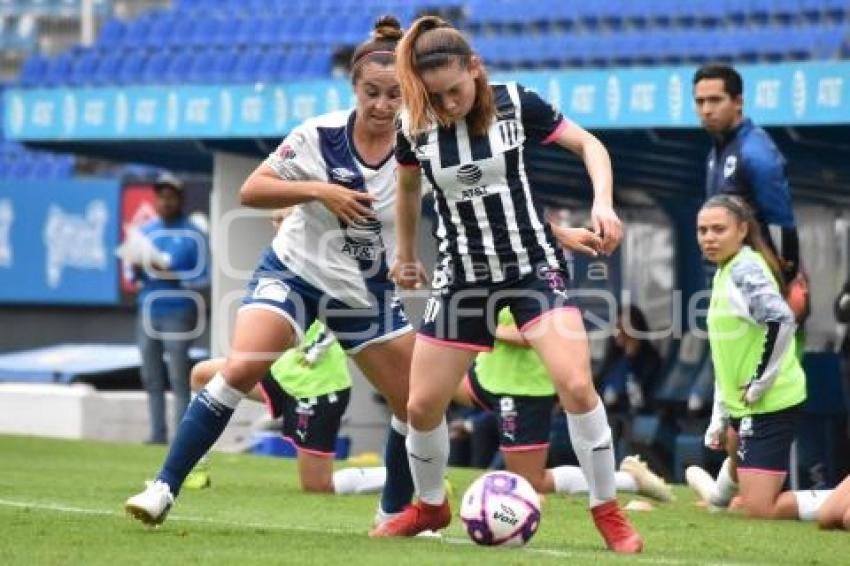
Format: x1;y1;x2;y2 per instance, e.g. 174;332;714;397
406;418;449;505
566;399;616;507
391;415;408;436
714;458;738;507
333;467;387;495
794;489;833;521
551;466;637;494
206;372;245;409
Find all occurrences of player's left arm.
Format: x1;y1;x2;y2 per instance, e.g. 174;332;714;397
549;122;619;256
517;84;620;255
742;141;799;282
730;259;798;405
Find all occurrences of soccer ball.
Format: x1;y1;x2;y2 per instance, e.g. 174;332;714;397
460;471;541;547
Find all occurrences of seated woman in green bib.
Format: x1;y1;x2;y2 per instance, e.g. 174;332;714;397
686;195;829;522
190;319;385;495
454;307;672;503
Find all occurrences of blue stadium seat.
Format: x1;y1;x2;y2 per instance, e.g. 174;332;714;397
230;46;264;83
68;50;100;86
143;12;177;49
162;49;195;84
165;18;197;49
90;50;122;86
114;50;147;85
186;47;218;84
209;47;238;83
96;19;126;49
280;48;309;80
42;52;75;87
18;54;48;86
122;16;152;50
255;48;283;83
303;50;332;77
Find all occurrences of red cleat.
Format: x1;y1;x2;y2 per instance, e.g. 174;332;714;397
369;500;451;537
591;500;644;554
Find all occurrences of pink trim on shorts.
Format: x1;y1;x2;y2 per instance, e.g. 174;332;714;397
296;446;336;458
542;119;571;145
518;306;580;334
397;161;421;169
416;332;493;352
737;467;788;476
463;374;488;410
501;443;550;453
282;435;336;458
258;382;276;418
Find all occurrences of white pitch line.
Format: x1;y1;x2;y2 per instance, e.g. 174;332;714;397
0;497;764;566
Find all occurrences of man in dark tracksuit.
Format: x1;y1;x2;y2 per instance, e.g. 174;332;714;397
693;64;800;285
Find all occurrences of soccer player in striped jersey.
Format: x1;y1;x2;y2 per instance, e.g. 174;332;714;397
371;15;642;553
125;16;416;527
188;320;386;496
455;307;673;503
687;195;830;522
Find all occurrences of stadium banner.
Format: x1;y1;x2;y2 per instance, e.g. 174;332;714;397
0;179;121;304
3;61;848;140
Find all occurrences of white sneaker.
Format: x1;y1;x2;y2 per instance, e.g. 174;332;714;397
619;455;674;502
685;465;722;508
125;480;174;526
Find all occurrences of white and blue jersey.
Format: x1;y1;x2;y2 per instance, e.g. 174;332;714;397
244;109;411;352
266;110;398;308
396;82;570;287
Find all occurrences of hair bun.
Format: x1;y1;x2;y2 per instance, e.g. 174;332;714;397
373;15;403;41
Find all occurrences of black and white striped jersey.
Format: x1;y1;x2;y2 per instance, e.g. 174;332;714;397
396;82;571;286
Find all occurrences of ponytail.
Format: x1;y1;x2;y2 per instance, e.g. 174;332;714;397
396;15;495;136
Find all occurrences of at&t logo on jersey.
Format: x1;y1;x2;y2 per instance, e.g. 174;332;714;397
457;163;483;185
341;217;383;261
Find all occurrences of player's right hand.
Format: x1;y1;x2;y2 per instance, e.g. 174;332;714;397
318;184;376;225
703;421;725;451
390;257;428;289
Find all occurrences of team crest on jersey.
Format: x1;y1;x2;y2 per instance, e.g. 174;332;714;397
277;144;296;160
456;163;484;186
330;167;357;184
723;155;737;178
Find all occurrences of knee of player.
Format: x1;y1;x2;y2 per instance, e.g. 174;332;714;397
406;398;443;430
555;377;596;407
189;363;210;391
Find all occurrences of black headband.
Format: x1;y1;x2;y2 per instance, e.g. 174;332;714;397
414;46;471;67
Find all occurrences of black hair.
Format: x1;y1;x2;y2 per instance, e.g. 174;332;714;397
693;63;743;98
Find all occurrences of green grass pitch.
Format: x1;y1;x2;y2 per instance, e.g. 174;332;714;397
0;435;846;565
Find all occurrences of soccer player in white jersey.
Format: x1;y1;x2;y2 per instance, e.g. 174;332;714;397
371;15;642;554
126;16;416;527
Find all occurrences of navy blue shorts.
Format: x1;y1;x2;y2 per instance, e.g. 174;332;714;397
418;265;578;351
259;375;351;456
731;404;801;474
241;247;412;353
464;362;557;451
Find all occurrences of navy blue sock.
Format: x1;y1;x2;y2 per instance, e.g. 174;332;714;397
156;389;235;497
380;424;414;514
